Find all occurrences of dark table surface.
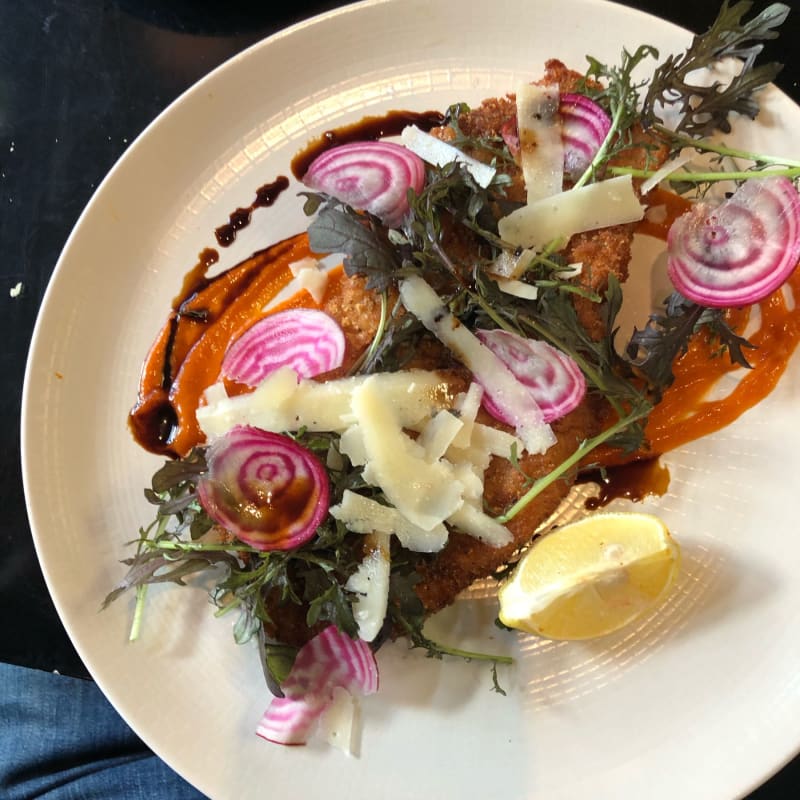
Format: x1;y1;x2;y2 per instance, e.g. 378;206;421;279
2;0;798;796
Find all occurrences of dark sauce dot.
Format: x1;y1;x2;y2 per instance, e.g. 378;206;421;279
173;248;219;309
215;224;236;247
230;207;251;230
255;177;289;208
579;458;671;510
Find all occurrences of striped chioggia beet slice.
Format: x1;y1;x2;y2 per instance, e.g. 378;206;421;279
197;425;329;551
256;626;379;746
667;176;800;307
221;308;345;387
476;328;586;424
302;140;425;228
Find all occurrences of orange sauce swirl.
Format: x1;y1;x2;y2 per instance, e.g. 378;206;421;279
645;270;800;455
130;233;312;457
129;232;354;459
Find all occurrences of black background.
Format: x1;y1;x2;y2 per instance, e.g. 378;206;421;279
1;1;798;796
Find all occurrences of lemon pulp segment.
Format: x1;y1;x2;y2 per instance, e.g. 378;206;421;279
497;512;681;640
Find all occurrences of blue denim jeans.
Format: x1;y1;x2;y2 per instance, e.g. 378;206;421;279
0;663;207;799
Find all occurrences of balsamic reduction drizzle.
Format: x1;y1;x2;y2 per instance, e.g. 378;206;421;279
214;175;290;247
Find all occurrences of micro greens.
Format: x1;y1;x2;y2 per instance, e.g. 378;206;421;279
573;2;789;185
105;428;512;690
611;165;800;183
625;292;756;400
661;130;800;169
576;44;660;187
103;435;362;685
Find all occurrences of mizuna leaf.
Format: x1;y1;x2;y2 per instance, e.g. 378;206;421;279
306;202;402;293
642;1;788;136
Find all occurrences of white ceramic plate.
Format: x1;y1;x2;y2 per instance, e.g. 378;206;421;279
22;1;800;798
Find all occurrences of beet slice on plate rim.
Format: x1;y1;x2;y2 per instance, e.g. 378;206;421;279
256;625;379;746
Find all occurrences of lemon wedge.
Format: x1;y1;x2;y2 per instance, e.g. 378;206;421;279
497;512;681;640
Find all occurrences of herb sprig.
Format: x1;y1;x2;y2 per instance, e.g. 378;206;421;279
625;292;756;401
609;132;800;188
577;44;660;186
641;1;789;136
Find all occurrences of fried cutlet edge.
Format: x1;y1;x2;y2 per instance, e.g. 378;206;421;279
266;60;670;642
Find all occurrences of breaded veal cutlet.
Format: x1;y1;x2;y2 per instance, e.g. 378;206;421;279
269;60;669;642
312;61;669;618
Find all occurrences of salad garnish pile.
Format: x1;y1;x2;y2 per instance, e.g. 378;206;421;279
105;1;799;754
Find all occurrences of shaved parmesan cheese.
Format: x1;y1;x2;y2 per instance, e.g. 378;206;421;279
199;366;298;437
293;265;329;304
198;367;451;439
448;502;513;548
448;443;493;475
516;82;564;202
498;174;644;251
344;532;391;642
489;247;537;279
289;257;322;274
639;152;692;195
267;257;330;306
555;261;583;278
494;277;539;301
400;125;496;188
398;276;555;455
202;381;228;406
450;382;484;449
447;447;492;476
330;490;448;553
451;462;484;501
417;410;464;462
468;423;523;459
319;686;360;756
352;376;463;531
339;424;367;466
